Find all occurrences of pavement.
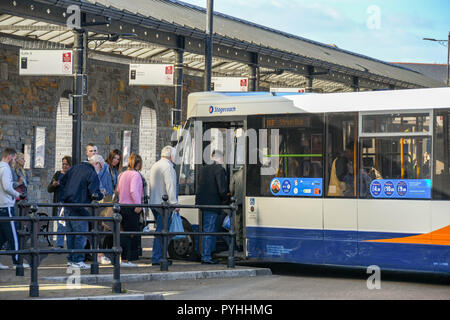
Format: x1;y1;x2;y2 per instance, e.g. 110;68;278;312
0;236;271;300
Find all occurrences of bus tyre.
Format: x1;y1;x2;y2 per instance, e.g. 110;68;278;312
168;217;195;260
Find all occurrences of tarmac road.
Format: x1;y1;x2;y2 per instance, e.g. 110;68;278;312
122;262;450;300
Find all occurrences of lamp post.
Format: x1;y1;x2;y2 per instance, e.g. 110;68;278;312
423;32;450;86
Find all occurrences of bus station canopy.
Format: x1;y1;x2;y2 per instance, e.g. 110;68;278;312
0;0;445;91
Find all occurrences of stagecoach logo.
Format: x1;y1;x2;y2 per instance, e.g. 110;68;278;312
208;105;237;114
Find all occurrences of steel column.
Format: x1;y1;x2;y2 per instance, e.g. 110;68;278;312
72;30;84;166
353;76;360;92
174;36;185;126
307;66;314;93
204;0;214;91
447;31;450;86
248;52;259;91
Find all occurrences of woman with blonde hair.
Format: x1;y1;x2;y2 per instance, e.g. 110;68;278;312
115;153;143;267
12;152;30;201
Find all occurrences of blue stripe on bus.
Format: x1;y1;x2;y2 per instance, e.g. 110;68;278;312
245;226;450;273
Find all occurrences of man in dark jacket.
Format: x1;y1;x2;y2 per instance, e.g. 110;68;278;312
195;150;229;264
59;156;103;269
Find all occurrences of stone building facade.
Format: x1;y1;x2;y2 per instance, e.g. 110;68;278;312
0;44;202;214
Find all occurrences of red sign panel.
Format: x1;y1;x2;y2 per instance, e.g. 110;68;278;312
63;52;71;63
165;66;173;74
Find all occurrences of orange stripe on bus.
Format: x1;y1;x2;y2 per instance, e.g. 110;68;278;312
366;225;450;246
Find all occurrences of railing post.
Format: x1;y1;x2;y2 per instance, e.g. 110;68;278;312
29;205;39;298
161;195;170;272
15;194;27;277
228;197;236;269
90;194;100;275
112;204;122;294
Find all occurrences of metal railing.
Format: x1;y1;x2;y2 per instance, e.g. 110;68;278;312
0;195;237;298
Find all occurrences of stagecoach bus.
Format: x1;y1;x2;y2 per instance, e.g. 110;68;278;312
173;87;450;274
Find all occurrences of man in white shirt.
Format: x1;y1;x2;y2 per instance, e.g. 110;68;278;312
149;146;178;265
0;148;29;270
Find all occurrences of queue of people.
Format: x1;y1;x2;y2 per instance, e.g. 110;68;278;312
0;143;243;270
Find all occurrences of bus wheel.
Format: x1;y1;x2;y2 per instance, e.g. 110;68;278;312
168;218;195;260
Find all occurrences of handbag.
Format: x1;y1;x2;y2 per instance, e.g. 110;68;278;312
169;211;186;240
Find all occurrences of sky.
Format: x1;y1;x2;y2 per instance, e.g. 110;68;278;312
180;0;450;64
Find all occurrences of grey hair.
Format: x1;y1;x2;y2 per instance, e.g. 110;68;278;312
161;145;175;159
89;154;104;164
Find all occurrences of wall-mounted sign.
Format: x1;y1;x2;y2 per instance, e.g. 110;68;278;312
122;130;132;168
211;77;248;92
370;179;431;199
34;127;46;168
270;88;306;93
19;49;73;76
270;178;323;197
129;64;174;86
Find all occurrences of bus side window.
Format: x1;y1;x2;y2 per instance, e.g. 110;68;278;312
433;112;450;200
326;114;358;198
177;121;196;196
247;114;324;197
359;112;433;200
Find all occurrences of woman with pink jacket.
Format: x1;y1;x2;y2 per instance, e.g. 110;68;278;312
116;153;143;267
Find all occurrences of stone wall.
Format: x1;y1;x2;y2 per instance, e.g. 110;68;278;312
0;44;202;213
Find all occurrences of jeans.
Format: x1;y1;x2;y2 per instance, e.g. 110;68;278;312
56;207;66;247
151;208;172;263
65;207;89;263
201;210;218;262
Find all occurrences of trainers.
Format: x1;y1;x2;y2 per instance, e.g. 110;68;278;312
67;262;74;267
120;261;138;268
99;255;111;265
72;262;91;269
13;263;30;269
0;263;9;270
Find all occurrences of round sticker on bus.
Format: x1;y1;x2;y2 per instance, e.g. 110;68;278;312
282;180;291;194
271;179;281;194
397;181;408;196
384;181;395;197
209;106;214;114
370;181;382;197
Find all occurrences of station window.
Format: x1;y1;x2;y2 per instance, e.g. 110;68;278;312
325;113;358;198
247;114;324;197
433;111;450;200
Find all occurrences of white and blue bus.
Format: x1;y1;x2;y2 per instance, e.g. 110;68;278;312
173;87;450;275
